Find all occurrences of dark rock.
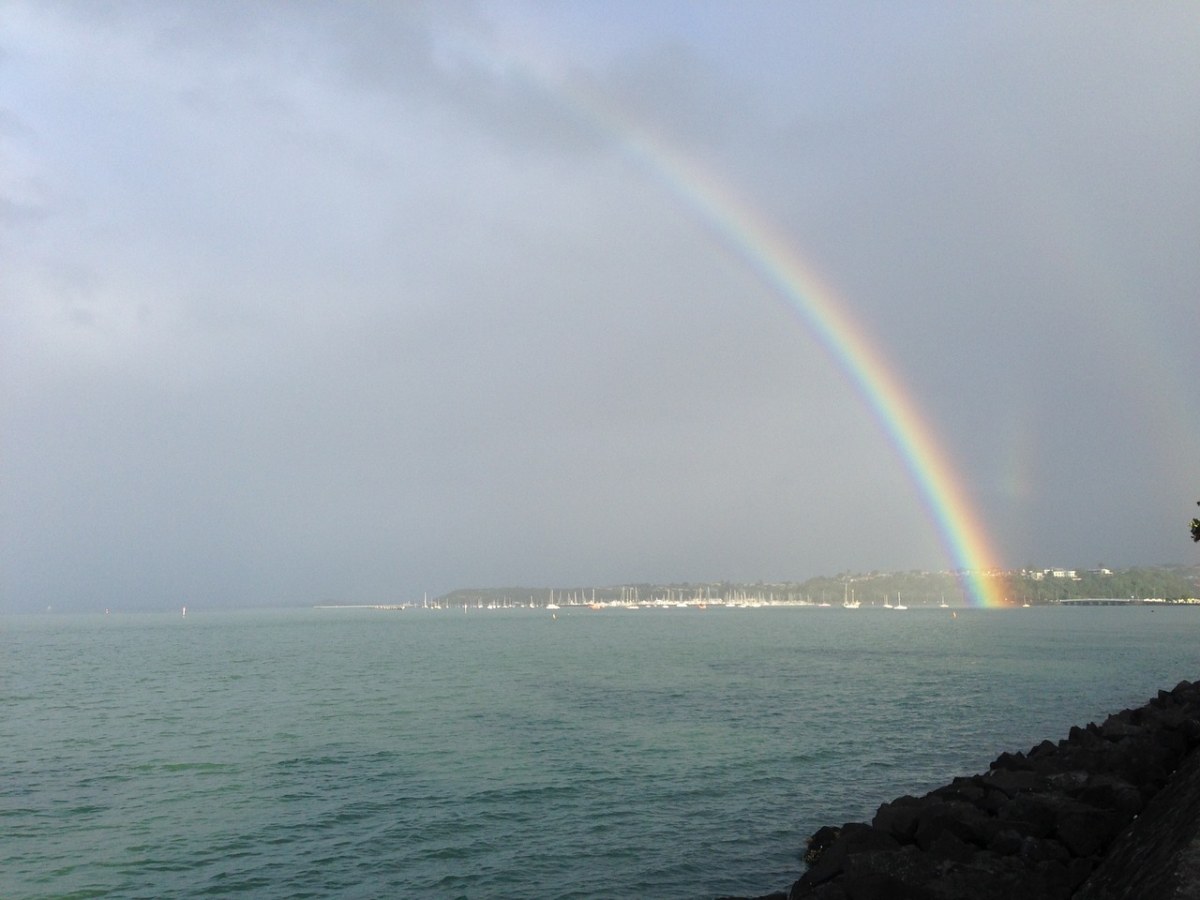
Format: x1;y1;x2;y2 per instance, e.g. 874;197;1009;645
1044;769;1088;794
1073;774;1144;818
796;824;898;890
767;685;1200;900
871;797;922;843
839;871;935;900
990;749;1033;771
838;823;900;856
1028;738;1058;759
1068;724;1097;746
925;830;975;864
790;883;846;900
932;854;1068;900
996;793;1059;838
979;768;1043;798
1176;717;1200;746
1171;679;1196;699
927;775;986;804
1066;856;1098;891
1054;803;1122;858
1097;717;1144;740
1074;745;1200;899
987;827;1023;857
838;846;943;896
803;825;843;867
912;800;994;850
1018;834;1071;865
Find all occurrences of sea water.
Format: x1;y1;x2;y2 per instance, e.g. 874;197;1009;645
3;606;1197;899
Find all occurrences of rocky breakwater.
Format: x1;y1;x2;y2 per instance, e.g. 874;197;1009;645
776;679;1200;900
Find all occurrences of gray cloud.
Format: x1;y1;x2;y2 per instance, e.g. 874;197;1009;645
2;2;1197;611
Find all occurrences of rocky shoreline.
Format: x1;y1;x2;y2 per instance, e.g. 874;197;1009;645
723;679;1200;900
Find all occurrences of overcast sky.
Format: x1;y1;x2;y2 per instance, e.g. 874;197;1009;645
3;2;1198;612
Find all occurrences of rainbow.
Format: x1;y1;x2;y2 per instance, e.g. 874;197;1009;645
487;47;1008;606
610;127;1007;608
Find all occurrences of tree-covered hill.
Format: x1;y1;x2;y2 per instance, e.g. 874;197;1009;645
429;566;1199;608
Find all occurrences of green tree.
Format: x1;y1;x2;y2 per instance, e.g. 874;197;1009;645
1192;500;1200;543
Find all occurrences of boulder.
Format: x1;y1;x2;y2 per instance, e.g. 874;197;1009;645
775;682;1200;900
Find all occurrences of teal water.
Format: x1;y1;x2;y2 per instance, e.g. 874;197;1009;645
3;606;1197;898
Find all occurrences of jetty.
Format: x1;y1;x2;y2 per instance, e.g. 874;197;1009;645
723;680;1200;900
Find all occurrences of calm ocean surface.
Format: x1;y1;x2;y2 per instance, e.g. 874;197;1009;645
4;606;1197;899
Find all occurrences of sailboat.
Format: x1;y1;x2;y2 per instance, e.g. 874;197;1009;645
893;592;908;610
842;584;860;609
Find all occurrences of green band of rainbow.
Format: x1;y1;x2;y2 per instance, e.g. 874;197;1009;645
484;47;1008;607
597;115;1006;608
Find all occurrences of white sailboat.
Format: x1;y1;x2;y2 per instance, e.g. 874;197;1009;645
842;584;860;609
